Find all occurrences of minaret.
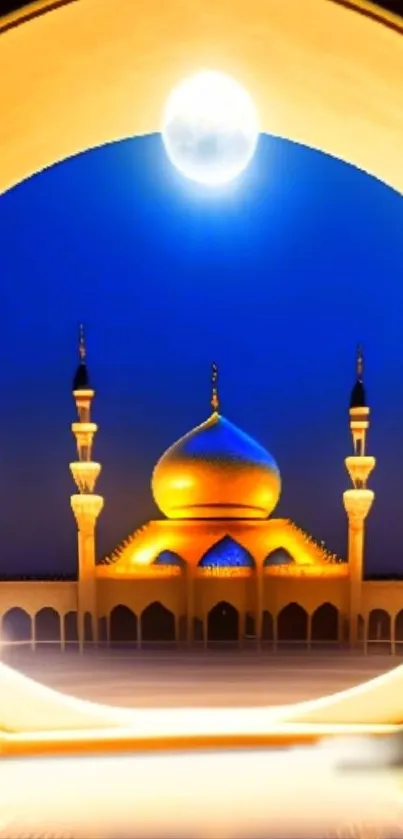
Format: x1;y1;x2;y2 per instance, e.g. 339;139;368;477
343;346;375;646
70;326;103;650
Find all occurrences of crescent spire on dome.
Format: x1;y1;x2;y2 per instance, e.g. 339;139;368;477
211;361;219;413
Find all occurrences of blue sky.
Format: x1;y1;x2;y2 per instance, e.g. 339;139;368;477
0;133;402;575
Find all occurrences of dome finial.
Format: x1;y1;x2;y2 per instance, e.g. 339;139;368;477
78;323;86;362
356;344;363;381
211;362;219;413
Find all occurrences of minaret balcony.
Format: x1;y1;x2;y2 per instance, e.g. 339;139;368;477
343;488;374;524
345;455;376;487
70;461;101;493
349;406;370;420
71;421;98;447
71;493;104;529
73;388;94;403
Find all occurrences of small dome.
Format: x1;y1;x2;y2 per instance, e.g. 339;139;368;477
152;412;281;520
73;362;90;391
350;380;366;409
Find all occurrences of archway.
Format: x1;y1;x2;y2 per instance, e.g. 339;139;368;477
34;607;61;646
98;615;108;645
109;605;137;644
64;611;78;645
263;548;295;567
367;609;391;642
0;1;401;195
153;550;185;569
395;610;403;645
245;613;255;639
277;603;308;643
193;617;204;643
198;536;255;569
178;615;187;642
357;613;365;643
1;607;32;645
262;610;274;642
207;601;239;643
311;603;339;643
141;601;176;643
84;611;93;643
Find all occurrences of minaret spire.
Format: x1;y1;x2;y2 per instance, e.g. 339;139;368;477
211;362;219;414
356;344;363;381
78;323;86;362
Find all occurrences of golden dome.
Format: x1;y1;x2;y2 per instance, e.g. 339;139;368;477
152;411;281;520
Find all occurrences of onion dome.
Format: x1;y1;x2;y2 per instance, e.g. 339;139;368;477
349;345;366;409
152;363;280;519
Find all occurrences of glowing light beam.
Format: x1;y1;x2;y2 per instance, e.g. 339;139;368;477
3;659;403;757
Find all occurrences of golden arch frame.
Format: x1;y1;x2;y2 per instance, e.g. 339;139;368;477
0;0;402;196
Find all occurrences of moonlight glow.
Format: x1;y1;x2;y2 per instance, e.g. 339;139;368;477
161;71;259;187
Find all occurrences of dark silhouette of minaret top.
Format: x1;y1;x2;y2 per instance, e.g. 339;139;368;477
349;344;366;409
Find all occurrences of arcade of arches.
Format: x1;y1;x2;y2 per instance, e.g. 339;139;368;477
3;602;403;650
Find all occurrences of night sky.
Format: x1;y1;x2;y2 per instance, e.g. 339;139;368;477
0;133;402;577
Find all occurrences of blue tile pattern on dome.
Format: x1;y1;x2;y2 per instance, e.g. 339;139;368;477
178;415;278;469
198;535;255;568
263;548;295;566
153;550;185;567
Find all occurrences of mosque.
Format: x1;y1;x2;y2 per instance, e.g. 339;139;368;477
0;331;402;654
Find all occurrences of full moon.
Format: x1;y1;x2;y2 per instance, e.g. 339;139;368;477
161;70;259;187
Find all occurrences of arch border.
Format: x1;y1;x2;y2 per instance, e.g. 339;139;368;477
0;0;401;195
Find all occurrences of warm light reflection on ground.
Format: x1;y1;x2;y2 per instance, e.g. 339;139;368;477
3;649;403;741
2;650;403;836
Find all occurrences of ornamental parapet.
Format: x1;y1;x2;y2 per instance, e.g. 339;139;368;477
195;566;253;579
96;564;182;579
263;563;349;578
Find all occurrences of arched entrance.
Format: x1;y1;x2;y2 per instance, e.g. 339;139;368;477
277;603;308;644
368;609;391;645
178;615;187;643
357;614;365;643
110;605;137;644
395;610;403;647
141;602;176;643
262;610;274;642
263;548;294;567
64;611;78;645
193;617;204;643
245;613;255;639
311;603;339;644
198;536;255;570
207;602;239;643
34;607;61;647
2;607;32;645
98;615;108;644
83;611;94;643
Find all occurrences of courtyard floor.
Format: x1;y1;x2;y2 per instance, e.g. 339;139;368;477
2;645;399;708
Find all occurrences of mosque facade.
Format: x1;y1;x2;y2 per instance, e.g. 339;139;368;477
0;334;402;654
